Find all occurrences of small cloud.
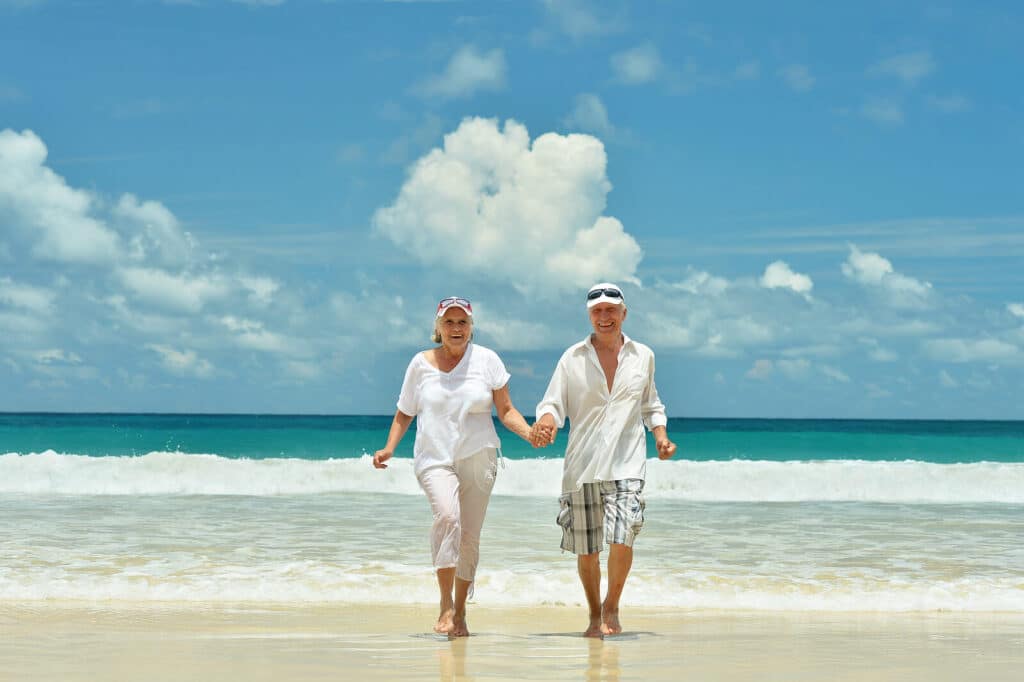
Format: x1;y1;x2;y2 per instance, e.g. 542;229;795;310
611;44;662;85
1009;303;1024;318
861;96;905;125
868;50;935;85
924;338;1021;364
539;0;619;41
336;143;365;164
34;349;81;365
777;358;811;380
0;277;55;314
779;64;815;92
820;365;850;383
734;60;760;80
746;359;773;380
760;260;813;297
416;45;506;99
145;344;214;378
563;93;614;137
939;369;958;388
842;244;932;308
926;93;972;113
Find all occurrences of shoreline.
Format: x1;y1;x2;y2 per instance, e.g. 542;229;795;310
3;602;1023;681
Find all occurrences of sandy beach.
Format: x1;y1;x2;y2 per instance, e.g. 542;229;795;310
3;603;1022;681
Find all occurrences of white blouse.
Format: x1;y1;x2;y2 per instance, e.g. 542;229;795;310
536;334;668;493
397;343;511;475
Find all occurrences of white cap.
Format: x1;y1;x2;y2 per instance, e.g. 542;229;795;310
586;283;625;308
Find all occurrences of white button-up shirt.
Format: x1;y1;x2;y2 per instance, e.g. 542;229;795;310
536;333;668;493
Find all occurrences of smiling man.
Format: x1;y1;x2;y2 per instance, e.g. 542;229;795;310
532;282;677;637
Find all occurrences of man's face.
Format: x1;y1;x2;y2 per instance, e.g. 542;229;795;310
589;302;626;337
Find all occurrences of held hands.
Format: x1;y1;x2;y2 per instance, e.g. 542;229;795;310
372;449;393;469
655;438;677;460
528;420;557;449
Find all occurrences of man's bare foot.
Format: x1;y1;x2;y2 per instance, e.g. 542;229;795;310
434;607;455;634
600;607;622;635
583;613;603;638
449;611;469;638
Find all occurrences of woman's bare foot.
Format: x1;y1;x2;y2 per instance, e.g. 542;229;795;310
434;607;455;634
600;606;622;635
449;611;470;638
583;612;603;638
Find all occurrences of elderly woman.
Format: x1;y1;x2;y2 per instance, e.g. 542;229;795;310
372;296;533;638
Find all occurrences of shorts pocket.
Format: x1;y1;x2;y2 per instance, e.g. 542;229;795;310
556;493;573;530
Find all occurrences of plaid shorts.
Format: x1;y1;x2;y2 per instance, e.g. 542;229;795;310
556;479;645;555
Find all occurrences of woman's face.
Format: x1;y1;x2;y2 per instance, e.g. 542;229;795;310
438;307;472;350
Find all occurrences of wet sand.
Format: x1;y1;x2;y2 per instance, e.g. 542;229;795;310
2;602;1023;681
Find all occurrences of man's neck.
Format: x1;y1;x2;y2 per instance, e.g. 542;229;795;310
591;333;623;353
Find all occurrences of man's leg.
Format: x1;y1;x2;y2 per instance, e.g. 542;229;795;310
600;479;644;635
601;543;633;635
577;552;603;637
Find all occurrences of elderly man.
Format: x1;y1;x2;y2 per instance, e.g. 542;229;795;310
532;282;677;637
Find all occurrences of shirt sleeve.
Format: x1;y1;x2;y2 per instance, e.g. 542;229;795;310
535;351;570;428
395;355;420;416
486;349;512;390
641;351;668;430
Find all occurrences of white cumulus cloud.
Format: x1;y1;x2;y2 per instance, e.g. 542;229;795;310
373;117;643;294
115;193;194;266
417;46;506;99
760;260;813;297
0;129;122;264
1007;303;1024;318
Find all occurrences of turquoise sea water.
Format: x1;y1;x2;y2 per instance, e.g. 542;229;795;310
2;413;1023;611
3;413;1023;462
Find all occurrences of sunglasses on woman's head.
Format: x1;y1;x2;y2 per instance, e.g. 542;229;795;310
437;296;473;313
586;288;623;300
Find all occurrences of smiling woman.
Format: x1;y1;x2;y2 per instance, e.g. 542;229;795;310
370;295;535;638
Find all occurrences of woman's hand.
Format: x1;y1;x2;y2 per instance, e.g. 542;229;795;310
372;449;393;469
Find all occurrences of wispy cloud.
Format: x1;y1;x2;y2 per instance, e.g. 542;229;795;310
610;44;662;84
778;64;815;92
861;96;904;125
868;50;935;85
416;45;506;99
926;93;972;113
563;93;614;137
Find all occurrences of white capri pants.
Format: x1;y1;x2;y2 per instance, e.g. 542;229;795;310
416;448;498;584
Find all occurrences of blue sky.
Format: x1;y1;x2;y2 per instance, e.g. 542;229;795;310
1;0;1022;419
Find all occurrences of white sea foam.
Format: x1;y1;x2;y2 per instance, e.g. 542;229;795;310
1;561;1022;612
2;451;1024;502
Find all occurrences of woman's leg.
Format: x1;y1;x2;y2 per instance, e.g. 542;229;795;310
450;449;497;636
417;466;462;634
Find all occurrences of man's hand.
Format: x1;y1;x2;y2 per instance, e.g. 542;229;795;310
372;449;393;469
655;438;677;460
529;415;558;448
529;422;553;448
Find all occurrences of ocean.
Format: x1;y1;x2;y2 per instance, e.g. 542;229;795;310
2;414;1022;612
